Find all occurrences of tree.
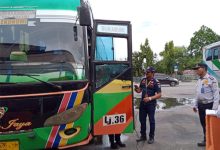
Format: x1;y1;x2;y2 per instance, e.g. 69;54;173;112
188;25;220;57
132;38;155;76
140;39;154;69
154;60;164;73
132;51;143;76
159;41;175;74
133;26;220;76
159;42;188;74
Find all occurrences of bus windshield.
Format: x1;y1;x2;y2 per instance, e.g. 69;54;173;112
0;20;86;83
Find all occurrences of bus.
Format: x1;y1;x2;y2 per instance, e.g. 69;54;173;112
202;41;220;84
0;0;134;149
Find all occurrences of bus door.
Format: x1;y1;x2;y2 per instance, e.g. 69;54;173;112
91;20;134;135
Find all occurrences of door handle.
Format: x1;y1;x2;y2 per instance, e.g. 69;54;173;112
121;85;131;89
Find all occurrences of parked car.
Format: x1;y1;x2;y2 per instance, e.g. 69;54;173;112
156;76;179;86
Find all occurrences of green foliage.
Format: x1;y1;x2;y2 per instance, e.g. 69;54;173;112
188;25;220;57
132;51;143;76
132;38;154;76
154;60;164;73
140;39;154;68
132;25;220;75
159;41;176;74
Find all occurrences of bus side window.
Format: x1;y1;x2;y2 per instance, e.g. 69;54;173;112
95;36;128;61
218;48;220;59
213;48;219;59
206;49;212;61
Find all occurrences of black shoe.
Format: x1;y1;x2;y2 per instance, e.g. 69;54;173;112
197;141;206;147
136;136;147;142
116;141;126;147
110;143;118;149
148;137;154;144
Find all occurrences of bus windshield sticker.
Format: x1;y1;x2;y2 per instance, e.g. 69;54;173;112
97;24;128;35
0;10;36;19
0;19;28;25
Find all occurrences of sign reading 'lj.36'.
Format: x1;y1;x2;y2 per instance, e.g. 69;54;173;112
103;114;126;126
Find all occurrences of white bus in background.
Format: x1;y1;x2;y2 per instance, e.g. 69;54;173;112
203;41;220;83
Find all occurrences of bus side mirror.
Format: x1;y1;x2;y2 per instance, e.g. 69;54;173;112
77;5;92;26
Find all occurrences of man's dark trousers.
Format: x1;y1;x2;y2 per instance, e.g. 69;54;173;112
109;134;121;144
139;102;156;138
198;102;213;141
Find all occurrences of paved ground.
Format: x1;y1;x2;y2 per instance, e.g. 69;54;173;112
134;81;197;99
74;81;206;150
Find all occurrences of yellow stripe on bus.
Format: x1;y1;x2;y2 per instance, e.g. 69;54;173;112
74;90;84;106
59;122;74;146
97;80;131;93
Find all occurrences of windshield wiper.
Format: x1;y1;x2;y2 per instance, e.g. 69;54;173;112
0;73;62;91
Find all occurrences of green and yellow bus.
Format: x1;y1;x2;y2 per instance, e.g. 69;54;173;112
0;0;134;149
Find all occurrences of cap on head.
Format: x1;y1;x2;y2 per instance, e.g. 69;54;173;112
145;66;155;73
192;63;208;70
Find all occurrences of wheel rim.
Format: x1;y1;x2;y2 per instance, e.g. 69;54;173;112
170;82;175;86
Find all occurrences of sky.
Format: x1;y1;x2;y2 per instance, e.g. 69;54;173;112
89;0;220;55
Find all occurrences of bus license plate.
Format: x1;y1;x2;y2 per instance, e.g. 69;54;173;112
103;113;126;126
0;141;19;150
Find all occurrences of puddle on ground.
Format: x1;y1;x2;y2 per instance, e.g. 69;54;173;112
134;97;195;110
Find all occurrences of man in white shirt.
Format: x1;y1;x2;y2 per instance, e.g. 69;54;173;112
193;63;219;147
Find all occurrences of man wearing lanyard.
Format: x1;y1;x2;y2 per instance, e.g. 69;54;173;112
192;63;219;147
135;66;161;144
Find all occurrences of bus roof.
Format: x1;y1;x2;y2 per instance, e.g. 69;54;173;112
0;0;80;11
203;41;220;50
